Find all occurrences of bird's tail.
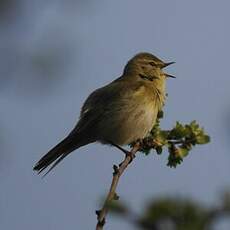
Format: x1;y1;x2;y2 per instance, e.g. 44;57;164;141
33;134;88;175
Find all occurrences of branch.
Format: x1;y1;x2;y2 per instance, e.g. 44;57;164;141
94;116;210;229
95;142;141;230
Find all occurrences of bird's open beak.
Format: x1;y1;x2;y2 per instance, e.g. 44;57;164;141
165;73;176;78
162;61;175;68
162;62;175;78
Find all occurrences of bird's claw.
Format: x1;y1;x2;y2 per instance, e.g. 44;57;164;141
126;151;135;163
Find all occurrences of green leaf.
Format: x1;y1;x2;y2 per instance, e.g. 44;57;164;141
190;120;199;130
169;122;190;139
177;147;189;158
167;154;183;168
156;146;163;155
157;131;169;142
157;110;164;119
196;135;210;144
167;145;183;168
141;148;151;155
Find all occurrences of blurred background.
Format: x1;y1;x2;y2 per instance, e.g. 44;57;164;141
1;0;230;229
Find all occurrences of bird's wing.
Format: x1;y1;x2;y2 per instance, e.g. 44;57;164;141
73;82;121;133
70;79;142;135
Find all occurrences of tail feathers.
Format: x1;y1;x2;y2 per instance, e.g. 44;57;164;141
33;135;85;175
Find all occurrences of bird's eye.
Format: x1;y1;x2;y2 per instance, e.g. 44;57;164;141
149;62;155;66
149;62;161;68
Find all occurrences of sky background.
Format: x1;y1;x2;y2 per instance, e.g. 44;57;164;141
1;0;230;229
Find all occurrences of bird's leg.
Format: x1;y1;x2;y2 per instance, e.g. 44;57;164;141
126;139;143;162
109;141;130;154
108;141;136;163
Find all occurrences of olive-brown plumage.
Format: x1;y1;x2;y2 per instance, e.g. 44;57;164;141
33;52;174;174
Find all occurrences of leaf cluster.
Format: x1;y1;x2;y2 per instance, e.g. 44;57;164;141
132;111;210;168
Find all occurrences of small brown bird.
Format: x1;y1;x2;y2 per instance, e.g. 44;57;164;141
33;52;175;175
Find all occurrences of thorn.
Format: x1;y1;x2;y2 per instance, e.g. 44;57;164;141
113;165;119;175
95;210;101;217
114;193;119;200
98;218;106;227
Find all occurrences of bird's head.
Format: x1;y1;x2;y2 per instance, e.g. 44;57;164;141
123;52;175;82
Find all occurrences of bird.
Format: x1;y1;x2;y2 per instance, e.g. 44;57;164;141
33;52;175;175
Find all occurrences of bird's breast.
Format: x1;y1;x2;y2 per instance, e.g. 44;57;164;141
97;87;159;146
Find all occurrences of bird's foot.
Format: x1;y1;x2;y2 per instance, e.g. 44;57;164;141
115;145;135;162
109;140;141;164
125;151;136;163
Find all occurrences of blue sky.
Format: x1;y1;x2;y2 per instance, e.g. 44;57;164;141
1;1;230;229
